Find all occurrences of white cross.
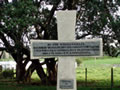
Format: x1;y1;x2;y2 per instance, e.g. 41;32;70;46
56;11;77;90
30;11;103;90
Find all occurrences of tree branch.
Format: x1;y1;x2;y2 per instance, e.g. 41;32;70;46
0;47;6;51
0;50;4;59
76;33;91;39
45;0;61;27
0;32;13;51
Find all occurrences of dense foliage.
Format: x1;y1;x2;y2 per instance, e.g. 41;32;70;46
76;0;120;56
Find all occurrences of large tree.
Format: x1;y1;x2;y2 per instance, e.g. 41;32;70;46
0;0;60;84
76;0;120;56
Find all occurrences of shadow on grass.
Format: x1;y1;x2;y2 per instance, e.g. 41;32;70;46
0;78;120;90
0;85;120;90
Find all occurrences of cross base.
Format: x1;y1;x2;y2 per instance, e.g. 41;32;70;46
57;57;76;90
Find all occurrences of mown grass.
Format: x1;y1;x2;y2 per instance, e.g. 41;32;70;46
0;83;56;90
83;58;120;65
1;56;120;89
76;67;120;87
0;80;120;90
31;71;40;82
76;57;120;87
0;84;120;90
76;57;120;68
30;57;120;87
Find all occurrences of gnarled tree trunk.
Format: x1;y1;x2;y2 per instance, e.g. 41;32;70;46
16;60;25;83
45;58;57;85
33;60;47;84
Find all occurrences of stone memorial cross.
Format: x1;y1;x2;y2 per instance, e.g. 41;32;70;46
56;11;77;90
30;11;102;90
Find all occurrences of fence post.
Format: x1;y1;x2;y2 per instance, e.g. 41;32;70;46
111;67;113;88
85;68;87;86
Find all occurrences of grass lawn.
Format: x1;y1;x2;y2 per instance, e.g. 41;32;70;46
0;80;120;90
76;57;120;87
77;56;120;66
82;58;120;66
30;57;120;87
0;84;120;90
0;56;120;89
76;67;120;87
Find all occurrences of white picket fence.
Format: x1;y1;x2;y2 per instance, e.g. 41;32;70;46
0;60;77;71
0;61;16;70
0;61;47;71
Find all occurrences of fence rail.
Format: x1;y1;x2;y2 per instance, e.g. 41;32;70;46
80;67;115;87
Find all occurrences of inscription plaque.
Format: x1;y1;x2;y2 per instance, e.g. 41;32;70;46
31;39;102;58
60;80;74;89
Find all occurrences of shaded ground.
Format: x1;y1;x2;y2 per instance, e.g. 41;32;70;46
0;83;120;90
0;78;120;90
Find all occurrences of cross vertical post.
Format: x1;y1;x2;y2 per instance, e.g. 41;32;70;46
56;11;77;90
